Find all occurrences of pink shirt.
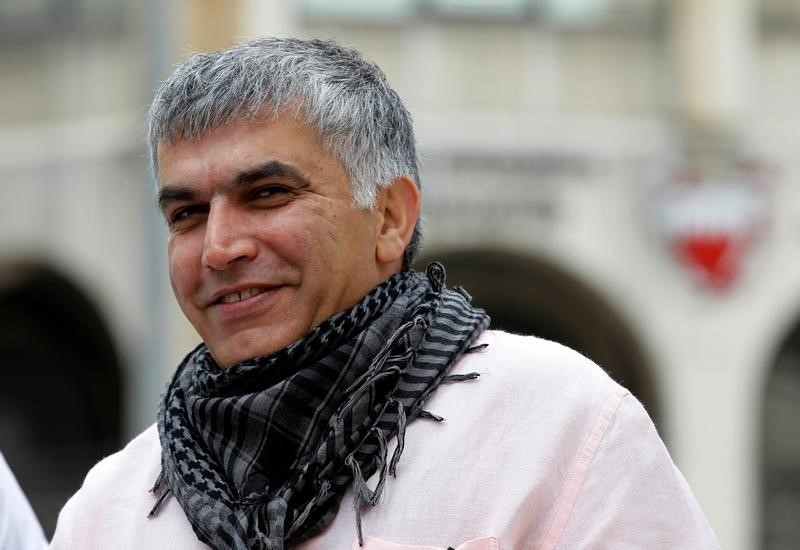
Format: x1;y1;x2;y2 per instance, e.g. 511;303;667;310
51;331;720;549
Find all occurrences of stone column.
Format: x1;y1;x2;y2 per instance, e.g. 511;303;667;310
668;2;760;550
671;0;757;137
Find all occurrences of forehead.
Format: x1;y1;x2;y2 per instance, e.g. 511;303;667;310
156;113;343;188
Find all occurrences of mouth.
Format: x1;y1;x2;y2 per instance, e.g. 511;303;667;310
212;286;272;306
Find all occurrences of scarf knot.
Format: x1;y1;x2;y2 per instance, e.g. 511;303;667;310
426;261;446;293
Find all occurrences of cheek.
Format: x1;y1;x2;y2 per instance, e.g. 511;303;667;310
265;214;333;264
167;237;201;300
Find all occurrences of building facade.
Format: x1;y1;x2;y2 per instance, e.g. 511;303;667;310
1;1;799;548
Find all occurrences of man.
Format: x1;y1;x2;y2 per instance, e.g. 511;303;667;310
51;38;720;549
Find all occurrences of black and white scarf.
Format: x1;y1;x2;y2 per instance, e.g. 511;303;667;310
149;263;489;549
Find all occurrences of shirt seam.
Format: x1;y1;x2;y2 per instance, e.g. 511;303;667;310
536;386;629;550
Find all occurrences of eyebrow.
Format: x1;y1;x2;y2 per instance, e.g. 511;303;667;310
156;186;196;212
157;160;308;212
233;160;306;187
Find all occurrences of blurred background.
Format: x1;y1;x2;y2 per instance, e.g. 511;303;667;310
1;0;799;548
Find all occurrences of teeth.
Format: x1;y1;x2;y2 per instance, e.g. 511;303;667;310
220;287;265;304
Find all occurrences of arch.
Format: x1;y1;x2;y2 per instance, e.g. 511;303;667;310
761;319;800;548
0;261;123;536
416;248;660;422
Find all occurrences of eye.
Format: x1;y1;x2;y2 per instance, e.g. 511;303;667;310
169;204;208;227
251;184;291;199
249;184;293;205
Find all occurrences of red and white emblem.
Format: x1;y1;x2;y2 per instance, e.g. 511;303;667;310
652;161;770;290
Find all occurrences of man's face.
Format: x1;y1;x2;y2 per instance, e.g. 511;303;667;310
157;113;390;367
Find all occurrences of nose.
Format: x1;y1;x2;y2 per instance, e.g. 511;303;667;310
202;200;258;270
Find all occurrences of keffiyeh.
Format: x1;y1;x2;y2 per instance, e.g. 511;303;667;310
150;263;489;549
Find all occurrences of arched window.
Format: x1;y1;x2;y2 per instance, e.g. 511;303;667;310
0;263;123;536
762;323;800;548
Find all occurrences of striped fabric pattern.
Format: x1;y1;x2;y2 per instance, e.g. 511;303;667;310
151;264;489;549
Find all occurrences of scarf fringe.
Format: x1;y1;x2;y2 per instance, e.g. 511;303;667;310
445;372;480;382
287;480;331;537
345;455;369;546
416;410;445;422
466;343;489;353
345;317;425;396
344;366;403;411
370;429;389;506
388;400;407;477
147;472;171;519
150;469;165;494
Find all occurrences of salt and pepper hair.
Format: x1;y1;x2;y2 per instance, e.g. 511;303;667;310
147;37;422;268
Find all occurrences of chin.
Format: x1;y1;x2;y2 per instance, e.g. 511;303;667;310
209;331;299;368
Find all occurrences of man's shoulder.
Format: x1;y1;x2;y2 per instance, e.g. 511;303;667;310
473;329;624;398
59;424;162;513
82;424;162;488
50;425;205;549
448;329;630;433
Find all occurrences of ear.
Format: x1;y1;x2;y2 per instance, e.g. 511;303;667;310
375;176;420;268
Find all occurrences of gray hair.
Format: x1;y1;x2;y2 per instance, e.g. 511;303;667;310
147;37;422;268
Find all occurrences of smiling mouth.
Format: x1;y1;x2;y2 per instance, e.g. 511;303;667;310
216;287;269;305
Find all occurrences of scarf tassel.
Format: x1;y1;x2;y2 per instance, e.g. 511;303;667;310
445;372;480;382
466;343;489;353
343;366;404;418
286;480;331;537
344;425;392;545
370;429;389;506
150;469;165;494
341;315;426;421
388;401;407;477
147;470;171;519
345;317;425;396
416;410;445;422
345;455;370;546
